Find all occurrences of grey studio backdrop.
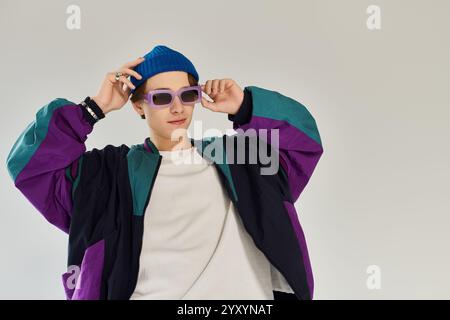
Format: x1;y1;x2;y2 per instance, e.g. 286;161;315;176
1;0;449;299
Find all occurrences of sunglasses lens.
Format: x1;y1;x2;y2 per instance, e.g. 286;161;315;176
181;89;199;103
153;93;172;106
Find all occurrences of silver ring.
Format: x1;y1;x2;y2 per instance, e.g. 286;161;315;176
115;71;124;81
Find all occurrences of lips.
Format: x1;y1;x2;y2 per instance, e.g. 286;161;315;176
167;118;186;125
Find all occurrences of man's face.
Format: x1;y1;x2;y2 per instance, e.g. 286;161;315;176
132;71;195;141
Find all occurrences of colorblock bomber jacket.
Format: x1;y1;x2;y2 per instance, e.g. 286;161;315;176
6;85;324;300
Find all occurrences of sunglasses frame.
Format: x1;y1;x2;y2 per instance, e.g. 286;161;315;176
142;85;203;109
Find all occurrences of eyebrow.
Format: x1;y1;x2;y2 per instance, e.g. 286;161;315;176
152;85;191;90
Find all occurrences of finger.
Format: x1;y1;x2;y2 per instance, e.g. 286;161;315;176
108;72;119;84
118;76;136;90
211;79;219;95
122;83;131;96
124;56;145;67
201;96;216;111
122;57;145;68
219;79;226;93
118;82;129;96
120;67;142;80
116;77;135;94
205;80;212;95
224;79;234;90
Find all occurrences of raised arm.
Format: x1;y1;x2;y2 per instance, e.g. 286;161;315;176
228;85;324;203
6;97;104;233
6;57;145;233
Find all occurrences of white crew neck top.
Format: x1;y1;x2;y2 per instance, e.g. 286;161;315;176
129;145;276;300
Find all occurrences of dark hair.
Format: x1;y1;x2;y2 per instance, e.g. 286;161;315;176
130;73;199;119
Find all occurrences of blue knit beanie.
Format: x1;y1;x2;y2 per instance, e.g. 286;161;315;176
130;45;199;94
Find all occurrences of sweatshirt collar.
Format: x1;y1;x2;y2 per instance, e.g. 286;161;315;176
143;137;196;155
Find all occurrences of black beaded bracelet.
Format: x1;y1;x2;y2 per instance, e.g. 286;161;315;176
82;96;105;121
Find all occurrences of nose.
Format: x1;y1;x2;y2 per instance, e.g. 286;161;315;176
169;95;184;114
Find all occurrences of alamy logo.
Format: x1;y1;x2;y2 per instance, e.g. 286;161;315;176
366;5;381;30
366;265;382;290
65;265;81;290
66;5;81;30
167;122;280;175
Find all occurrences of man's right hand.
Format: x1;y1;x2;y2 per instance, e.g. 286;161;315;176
92;57;145;114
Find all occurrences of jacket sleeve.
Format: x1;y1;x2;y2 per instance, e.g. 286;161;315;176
228;85;324;203
6;97;104;234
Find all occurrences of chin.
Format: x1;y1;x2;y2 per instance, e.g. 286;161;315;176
166;125;189;137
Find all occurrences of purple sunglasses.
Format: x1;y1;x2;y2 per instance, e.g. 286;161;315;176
143;85;202;108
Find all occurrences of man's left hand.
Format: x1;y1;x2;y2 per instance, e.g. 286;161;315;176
200;79;244;116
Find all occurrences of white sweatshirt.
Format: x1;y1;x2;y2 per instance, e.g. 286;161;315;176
129;145;275;300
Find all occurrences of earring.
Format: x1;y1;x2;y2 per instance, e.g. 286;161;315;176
141;114;146;119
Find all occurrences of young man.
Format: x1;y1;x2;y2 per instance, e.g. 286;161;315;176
6;45;323;300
